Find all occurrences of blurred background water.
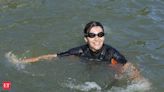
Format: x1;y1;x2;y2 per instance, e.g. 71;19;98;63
0;0;163;92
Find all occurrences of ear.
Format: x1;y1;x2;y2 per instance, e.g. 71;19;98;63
84;37;88;43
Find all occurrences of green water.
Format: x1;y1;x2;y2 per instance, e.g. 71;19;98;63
0;0;163;92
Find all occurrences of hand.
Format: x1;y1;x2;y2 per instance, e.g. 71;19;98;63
122;62;142;81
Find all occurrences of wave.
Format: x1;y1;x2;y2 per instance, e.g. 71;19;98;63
62;78;151;92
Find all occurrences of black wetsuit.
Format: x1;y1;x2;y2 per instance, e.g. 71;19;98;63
57;44;127;64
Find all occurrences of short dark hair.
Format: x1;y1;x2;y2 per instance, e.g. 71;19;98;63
84;21;104;35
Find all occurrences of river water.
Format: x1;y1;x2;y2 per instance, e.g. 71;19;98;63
0;0;163;92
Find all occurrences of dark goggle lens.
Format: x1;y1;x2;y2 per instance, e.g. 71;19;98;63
86;32;105;38
97;32;105;37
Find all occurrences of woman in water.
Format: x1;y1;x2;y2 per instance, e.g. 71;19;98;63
22;21;142;81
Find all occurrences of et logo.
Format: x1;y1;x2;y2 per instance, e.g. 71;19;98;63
2;81;11;91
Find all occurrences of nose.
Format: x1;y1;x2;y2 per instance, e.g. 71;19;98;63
94;35;99;41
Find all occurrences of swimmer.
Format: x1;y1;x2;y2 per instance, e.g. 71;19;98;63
22;21;143;81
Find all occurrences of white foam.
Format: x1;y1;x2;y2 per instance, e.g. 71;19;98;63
63;78;101;92
63;77;151;92
5;51;26;70
108;79;151;92
69;82;101;92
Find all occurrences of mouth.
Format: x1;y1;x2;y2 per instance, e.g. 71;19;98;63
93;42;100;45
93;42;103;47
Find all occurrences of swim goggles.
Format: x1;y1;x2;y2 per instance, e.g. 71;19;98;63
85;32;105;38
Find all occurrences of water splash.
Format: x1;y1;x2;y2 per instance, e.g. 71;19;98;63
62;78;101;92
62;77;151;92
108;79;151;92
5;51;27;70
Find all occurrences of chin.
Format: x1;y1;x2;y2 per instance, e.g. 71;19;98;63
90;43;103;51
94;46;102;50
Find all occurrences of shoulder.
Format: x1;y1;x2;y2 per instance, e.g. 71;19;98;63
57;44;88;57
68;44;88;54
103;44;123;57
103;44;117;52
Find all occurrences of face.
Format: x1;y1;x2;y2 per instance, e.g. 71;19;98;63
84;26;105;52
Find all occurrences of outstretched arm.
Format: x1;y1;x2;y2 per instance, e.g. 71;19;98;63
22;54;57;63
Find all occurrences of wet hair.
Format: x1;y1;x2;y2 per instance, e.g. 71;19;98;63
83;21;104;35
